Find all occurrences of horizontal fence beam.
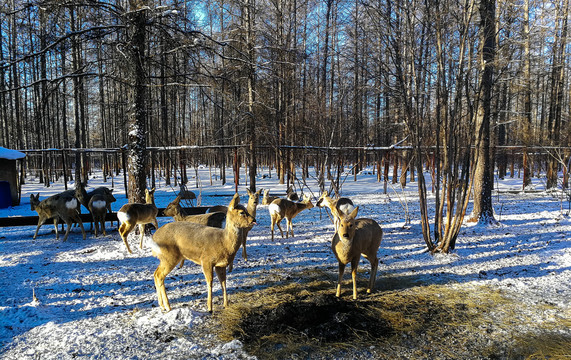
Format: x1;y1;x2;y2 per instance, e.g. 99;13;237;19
15;145;571;155
0;207;210;227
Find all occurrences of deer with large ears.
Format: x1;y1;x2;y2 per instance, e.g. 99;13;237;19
150;193;257;313
268;193;314;241
229;188;262;272
331;206;382;300
117;188;158;253
316;191;355;230
30;193;87;242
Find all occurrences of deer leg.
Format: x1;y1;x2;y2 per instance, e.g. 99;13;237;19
368;257;379;294
154;260;178;312
101;217;107;236
351;258;360;300
33;217;48;240
336;262;346;297
270;217;276;241
214;266;228;308
287;218;294;238
275;220;285;239
93;216;99;236
241;232;248;262
51;218;60;240
202;264;215;313
62;218;73;242
119;223;134;253
74;215;86;240
178;259;185;269
139;224;146;249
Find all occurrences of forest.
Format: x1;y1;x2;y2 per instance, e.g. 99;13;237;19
1;0;570;251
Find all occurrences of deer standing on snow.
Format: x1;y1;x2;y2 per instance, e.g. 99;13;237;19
150;193;257;313
331;206;382;300
30;193;87;242
316;191;355;230
117;188;158;253
163;194;225;228
261;189;278;205
268;194;314;241
229;188;261;271
88;193;116;236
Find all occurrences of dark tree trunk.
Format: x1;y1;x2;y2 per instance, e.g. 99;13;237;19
470;0;496;224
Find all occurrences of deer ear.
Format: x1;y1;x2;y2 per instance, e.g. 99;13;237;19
247;189;253;196
229;193;240;209
348;206;359;219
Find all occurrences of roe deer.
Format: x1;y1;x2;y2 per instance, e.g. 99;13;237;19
164;194;226;269
316;191;355;230
163;194;225;228
286;186;299;201
75;183;117;228
88;194;112;236
30;193;87;242
117;188;158;253
331;206;382;300
268;194;314;241
150;193;257;313
229;188;262;271
261;189;279;205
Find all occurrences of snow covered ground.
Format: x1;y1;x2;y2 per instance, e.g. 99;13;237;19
0;166;570;359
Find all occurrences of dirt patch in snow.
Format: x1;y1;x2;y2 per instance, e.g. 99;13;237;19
215;270;571;359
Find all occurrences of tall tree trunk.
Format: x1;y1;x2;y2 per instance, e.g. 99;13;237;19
546;0;569;189
470;0;496;224
522;0;533;189
126;0;149;203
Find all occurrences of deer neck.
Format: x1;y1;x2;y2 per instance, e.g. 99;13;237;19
223;221;243;252
294;202;309;215
247;202;257;219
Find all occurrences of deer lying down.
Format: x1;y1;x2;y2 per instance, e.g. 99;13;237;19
150;193;257;313
331;206;382;300
30;193;87;242
117;188;158;254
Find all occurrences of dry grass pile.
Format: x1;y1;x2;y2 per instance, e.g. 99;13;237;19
214;270;571;359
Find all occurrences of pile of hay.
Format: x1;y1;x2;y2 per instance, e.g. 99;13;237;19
214;270;571;359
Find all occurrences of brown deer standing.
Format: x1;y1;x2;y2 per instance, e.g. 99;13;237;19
261;189;278;205
331;206;382;299
150;193;257;313
163;194;225;227
75;182;117;229
316;191;355;230
268;194;314;241
89;194;115;236
229;188;262;271
30;193;87;242
117;188;158;253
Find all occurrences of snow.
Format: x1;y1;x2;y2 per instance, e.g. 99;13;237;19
0;166;570;358
0;147;25;160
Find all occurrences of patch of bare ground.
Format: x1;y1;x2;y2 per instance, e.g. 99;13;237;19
214;269;571;359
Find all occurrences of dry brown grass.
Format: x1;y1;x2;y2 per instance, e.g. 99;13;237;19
214;270;571;359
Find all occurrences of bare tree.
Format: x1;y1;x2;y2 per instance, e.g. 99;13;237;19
470;0;497;224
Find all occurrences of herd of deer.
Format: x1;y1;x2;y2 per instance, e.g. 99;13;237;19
29;184;383;313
